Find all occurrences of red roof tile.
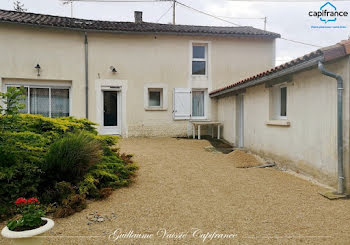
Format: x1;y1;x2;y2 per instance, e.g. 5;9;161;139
210;40;350;97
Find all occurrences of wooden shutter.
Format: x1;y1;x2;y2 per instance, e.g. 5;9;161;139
173;88;191;120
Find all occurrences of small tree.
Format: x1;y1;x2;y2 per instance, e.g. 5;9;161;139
13;1;27;12
0;87;26;116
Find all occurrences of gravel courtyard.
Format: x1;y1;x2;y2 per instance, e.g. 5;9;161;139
2;137;350;244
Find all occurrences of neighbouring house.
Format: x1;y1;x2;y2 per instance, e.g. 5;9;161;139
210;40;350;193
0;9;279;137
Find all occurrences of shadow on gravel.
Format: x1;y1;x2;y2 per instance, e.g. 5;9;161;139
174;136;234;154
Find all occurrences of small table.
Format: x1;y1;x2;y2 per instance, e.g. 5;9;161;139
191;121;222;140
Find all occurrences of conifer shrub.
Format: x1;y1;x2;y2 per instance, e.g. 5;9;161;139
0;114;137;219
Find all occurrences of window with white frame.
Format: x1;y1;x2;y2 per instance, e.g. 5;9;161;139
7;85;70;118
173;88;207;120
192;44;207;75
270;84;287;120
144;84;168;111
148;88;163;108
192;90;205;118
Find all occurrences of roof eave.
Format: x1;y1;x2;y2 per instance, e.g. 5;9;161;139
0;20;280;39
210;55;324;98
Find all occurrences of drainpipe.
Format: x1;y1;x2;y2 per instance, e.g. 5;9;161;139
318;61;344;194
84;32;89;119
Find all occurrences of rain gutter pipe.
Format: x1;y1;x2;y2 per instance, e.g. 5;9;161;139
318;61;344;194
84;32;89;119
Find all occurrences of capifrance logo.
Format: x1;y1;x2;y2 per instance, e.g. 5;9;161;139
310;2;347;28
309;2;348;23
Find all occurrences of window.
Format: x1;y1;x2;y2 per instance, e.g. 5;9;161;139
17;87;29;114
280;87;287;117
144;84;168;111
149;89;162;107
192;90;205;117
51;89;70;118
270;85;287;120
192;44;207;75
147;88;163;108
7;85;70;118
30;88;50;117
173;88;207;120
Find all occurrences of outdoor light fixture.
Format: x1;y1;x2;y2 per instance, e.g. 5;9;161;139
110;66;117;73
35;64;41;76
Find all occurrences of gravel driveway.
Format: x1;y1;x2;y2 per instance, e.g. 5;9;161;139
2;137;350;244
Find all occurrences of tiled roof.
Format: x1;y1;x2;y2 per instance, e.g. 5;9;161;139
210;40;350;97
0;9;280;38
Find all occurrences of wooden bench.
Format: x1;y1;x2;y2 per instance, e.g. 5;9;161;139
191;121;222;140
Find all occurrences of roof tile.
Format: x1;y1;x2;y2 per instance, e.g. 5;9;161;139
210;40;350;96
0;9;280;38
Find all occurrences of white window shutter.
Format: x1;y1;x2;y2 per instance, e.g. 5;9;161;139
173;88;191;120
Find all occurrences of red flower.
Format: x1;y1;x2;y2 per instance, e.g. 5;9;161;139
15;197;27;206
27;197;39;204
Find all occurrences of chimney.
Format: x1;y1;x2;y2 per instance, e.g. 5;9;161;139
134;11;143;24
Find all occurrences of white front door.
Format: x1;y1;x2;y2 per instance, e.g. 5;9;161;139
100;90;121;135
236;94;244;147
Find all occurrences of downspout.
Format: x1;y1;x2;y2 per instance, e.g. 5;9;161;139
318;61;345;194
84;32;89;119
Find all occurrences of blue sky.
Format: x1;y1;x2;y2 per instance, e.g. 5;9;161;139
1;0;350;65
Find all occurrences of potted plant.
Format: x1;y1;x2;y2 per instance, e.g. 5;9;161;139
1;197;54;245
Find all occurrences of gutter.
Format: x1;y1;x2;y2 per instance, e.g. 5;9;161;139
318;61;345;194
84;32;89;119
210;55;324;98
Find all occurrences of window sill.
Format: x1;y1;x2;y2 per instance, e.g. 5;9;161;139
266;120;290;127
190;118;208;121
191;75;208;80
145;107;167;111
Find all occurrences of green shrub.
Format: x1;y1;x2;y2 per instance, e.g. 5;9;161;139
48;181;87;218
0;112;137;219
96;135;119;146
0;131;49;168
0;114;98;142
77;159;138;198
43;132;102;183
53;194;87;218
98;187;113;199
0;86;25;116
55;181;76;202
0;163;42;219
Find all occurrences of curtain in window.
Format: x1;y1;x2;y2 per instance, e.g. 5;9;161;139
51;89;69;118
19;87;29;114
192;91;204;117
30;88;50;117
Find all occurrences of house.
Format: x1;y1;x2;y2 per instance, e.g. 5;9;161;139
0;9;279;137
1;8;349;194
210;40;350;194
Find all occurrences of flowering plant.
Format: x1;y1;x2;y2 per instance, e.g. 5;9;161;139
7;197;45;231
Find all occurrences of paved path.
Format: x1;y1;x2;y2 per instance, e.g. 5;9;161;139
2;138;350;244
